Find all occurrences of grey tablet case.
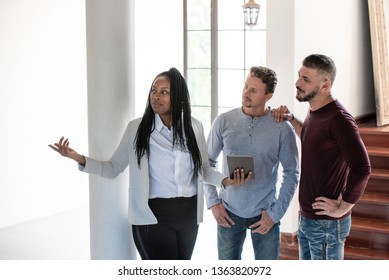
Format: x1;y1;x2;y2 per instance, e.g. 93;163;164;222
227;155;255;179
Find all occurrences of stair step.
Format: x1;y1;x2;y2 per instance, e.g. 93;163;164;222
366;169;389;195
280;241;298;260
344;246;389;260
353;194;389;222
367;147;389;170
359;193;389;205
352;217;389;234
348;217;389;250
357;118;389;132
280;238;389;260
369;168;389;183
348;232;389;250
371;169;389;179
359;120;389;148
367;147;389;156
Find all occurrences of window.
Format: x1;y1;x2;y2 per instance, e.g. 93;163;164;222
185;0;267;133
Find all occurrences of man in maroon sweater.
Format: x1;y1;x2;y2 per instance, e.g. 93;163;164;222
273;54;371;260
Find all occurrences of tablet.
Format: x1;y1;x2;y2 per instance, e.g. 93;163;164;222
227;155;255;179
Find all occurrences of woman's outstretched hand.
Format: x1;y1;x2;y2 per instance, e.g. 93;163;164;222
48;136;85;165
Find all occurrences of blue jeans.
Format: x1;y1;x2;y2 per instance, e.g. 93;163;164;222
298;215;351;260
217;210;280;260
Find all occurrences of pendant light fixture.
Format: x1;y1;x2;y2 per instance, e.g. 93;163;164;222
242;0;261;27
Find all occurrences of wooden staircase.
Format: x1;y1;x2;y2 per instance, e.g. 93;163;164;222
280;118;389;260
346;119;389;259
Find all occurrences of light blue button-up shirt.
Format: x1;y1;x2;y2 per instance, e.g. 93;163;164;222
148;115;197;198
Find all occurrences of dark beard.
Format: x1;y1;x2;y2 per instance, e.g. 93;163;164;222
296;89;318;102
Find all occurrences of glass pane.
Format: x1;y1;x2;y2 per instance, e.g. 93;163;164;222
187;69;211;107
218;69;246;109
187;31;211;68
218;31;245;69
245;30;266;67
187;0;211;30
185;0;267;128
218;0;245;30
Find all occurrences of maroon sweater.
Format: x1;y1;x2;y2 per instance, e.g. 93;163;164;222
299;100;371;220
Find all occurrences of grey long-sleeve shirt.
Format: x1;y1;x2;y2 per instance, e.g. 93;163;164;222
205;107;299;223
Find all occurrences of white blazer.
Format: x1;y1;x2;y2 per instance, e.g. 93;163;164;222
82;117;226;225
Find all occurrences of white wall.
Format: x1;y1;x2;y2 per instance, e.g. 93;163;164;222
0;0;88;228
134;0;184;117
293;0;375;118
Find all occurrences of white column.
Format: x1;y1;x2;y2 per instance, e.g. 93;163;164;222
85;0;136;259
267;0;299;234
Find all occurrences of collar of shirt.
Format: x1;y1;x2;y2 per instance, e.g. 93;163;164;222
155;114;173;142
155;114;168;132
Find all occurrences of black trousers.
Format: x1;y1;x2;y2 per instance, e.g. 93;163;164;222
132;195;199;260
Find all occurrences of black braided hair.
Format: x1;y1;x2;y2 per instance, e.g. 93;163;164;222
134;67;202;177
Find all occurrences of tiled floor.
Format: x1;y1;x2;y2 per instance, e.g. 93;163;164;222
0;207;254;260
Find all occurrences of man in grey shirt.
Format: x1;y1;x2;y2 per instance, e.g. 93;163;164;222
205;66;299;260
